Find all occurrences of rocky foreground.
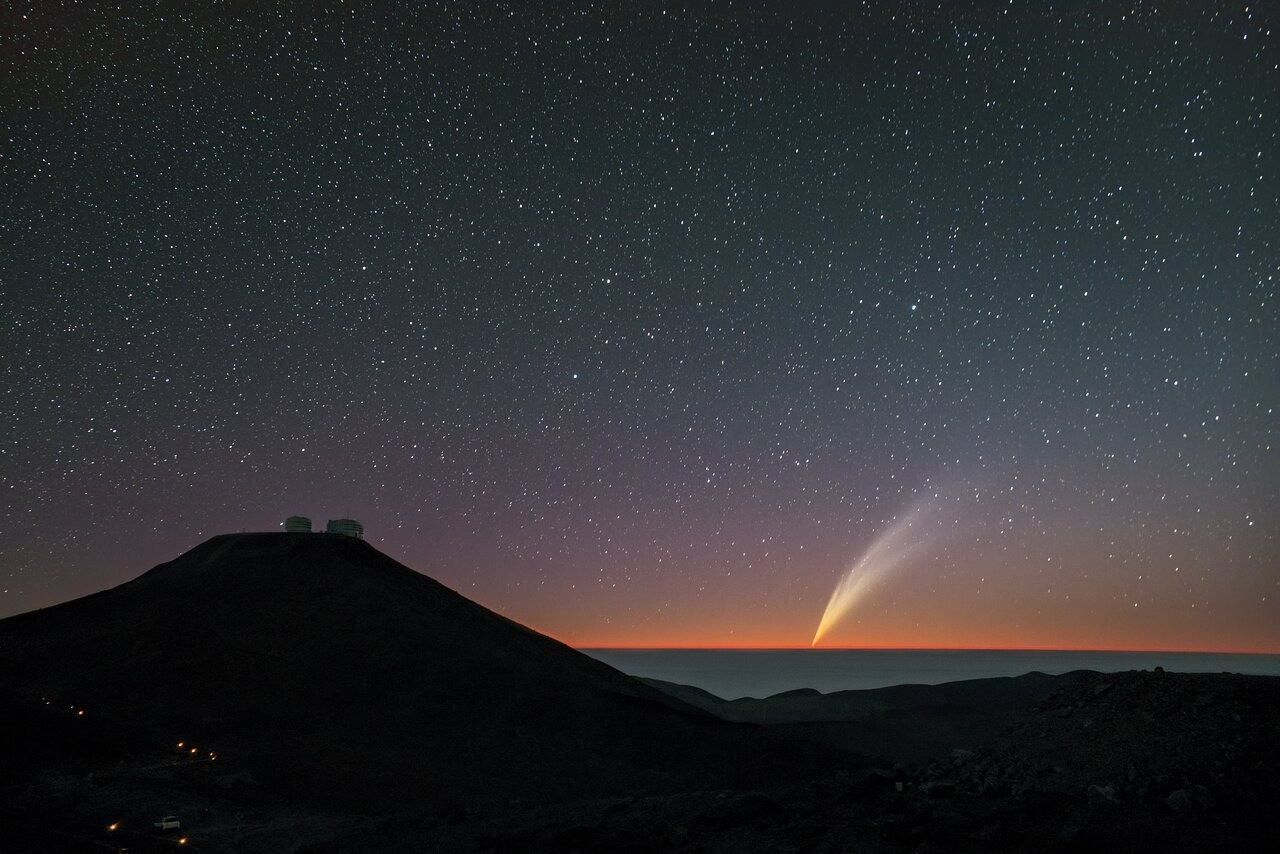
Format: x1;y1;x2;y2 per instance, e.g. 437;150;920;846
5;668;1276;852
307;669;1279;853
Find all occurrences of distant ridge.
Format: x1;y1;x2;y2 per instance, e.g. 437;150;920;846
641;671;1092;763
0;533;837;811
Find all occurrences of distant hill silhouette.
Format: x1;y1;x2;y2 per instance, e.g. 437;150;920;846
641;671;1091;762
0;534;841;813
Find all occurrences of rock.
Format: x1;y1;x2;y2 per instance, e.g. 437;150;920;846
977;773;1004;795
552;824;599;846
920;780;955;798
1166;788;1195;811
1193;784;1213;809
848;769;896;798
698;792;780;829
1087;784;1118;806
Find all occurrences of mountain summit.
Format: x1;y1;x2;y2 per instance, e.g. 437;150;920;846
0;533;827;811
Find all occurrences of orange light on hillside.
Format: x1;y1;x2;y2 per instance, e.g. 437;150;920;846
107;822;119;831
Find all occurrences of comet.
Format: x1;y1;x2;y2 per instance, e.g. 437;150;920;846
812;497;939;647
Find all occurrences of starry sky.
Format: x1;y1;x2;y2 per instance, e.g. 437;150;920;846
3;2;1277;651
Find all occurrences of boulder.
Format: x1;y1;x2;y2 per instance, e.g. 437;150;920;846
1087;784;1118;806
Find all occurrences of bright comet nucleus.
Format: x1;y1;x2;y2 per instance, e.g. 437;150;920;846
812;497;940;647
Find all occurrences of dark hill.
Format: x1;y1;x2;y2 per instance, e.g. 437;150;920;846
322;669;1280;853
0;534;843;814
642;671;1093;762
642;671;1086;724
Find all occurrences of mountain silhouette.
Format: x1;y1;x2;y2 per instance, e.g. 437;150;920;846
0;533;837;812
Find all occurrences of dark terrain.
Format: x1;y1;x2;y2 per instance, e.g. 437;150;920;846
640;670;1089;763
2;534;1276;852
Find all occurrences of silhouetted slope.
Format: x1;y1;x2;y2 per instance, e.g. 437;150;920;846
643;671;1082;722
0;534;839;812
642;671;1091;762
314;670;1280;853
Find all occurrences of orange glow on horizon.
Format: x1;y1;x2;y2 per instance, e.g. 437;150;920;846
510;579;1280;656
541;621;1280;655
572;642;1280;655
498;544;1280;658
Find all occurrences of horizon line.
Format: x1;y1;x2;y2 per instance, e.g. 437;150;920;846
574;644;1280;655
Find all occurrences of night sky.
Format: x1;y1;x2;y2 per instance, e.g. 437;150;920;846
4;2;1276;651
